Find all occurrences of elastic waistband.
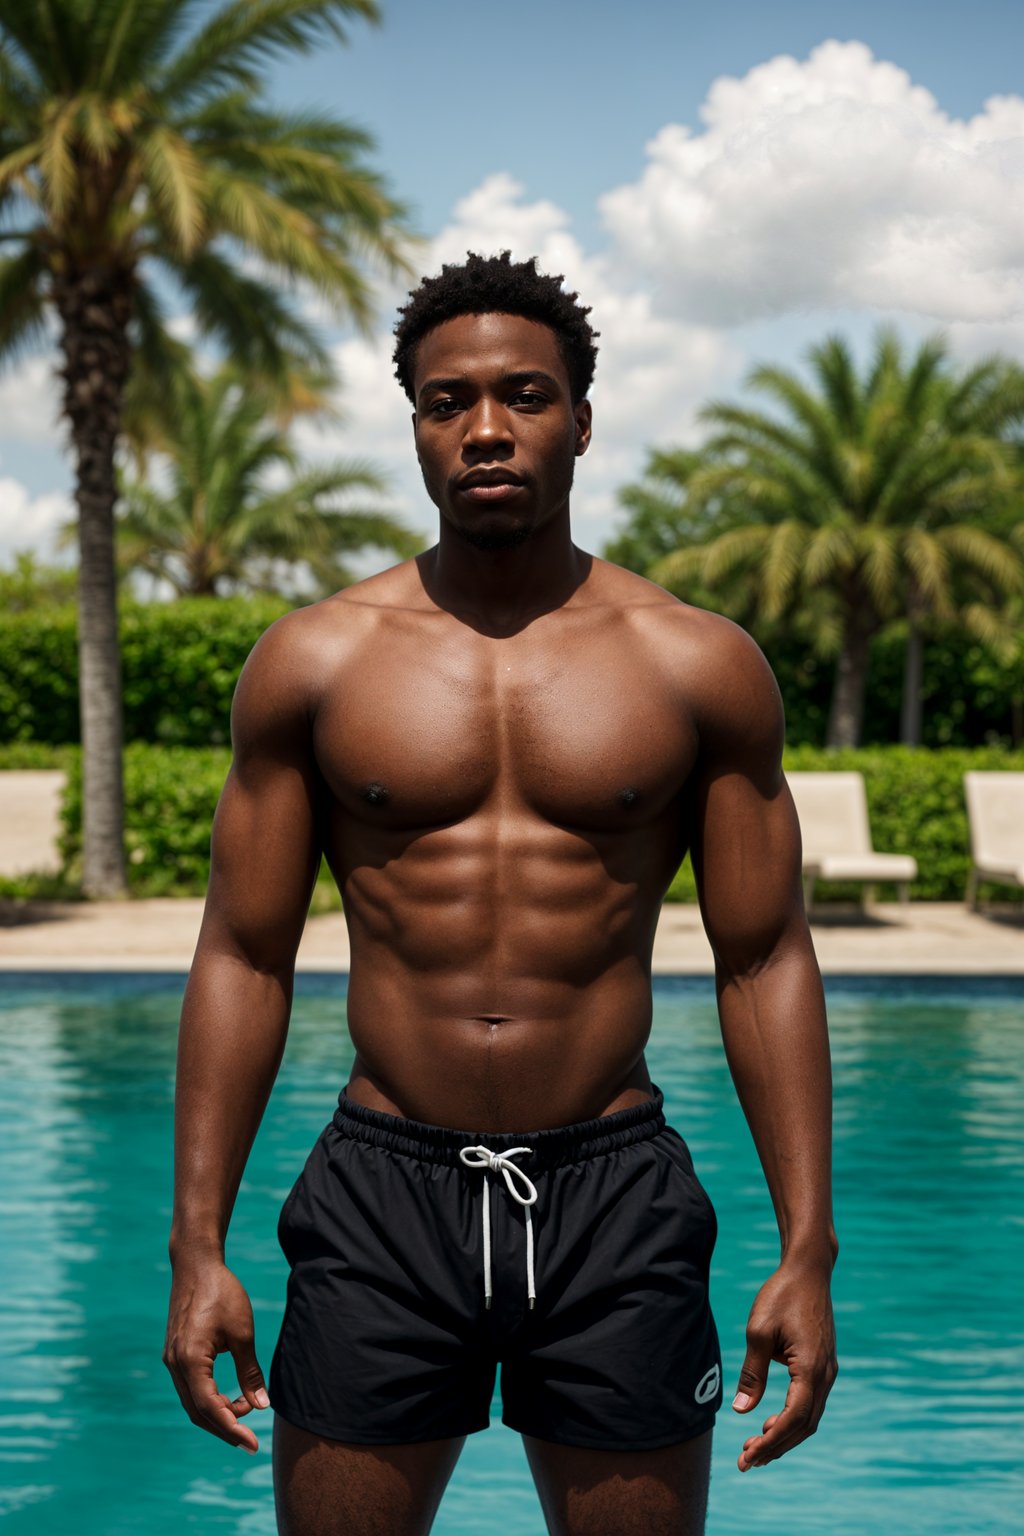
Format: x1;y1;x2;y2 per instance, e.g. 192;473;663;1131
333;1088;666;1171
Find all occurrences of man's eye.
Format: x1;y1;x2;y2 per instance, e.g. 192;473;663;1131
430;399;461;415
511;392;546;407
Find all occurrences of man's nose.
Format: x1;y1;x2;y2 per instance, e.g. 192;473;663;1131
462;398;513;455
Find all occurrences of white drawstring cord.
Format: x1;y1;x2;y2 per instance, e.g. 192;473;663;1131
458;1145;539;1309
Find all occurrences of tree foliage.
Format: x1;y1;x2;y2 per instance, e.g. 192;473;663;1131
613;332;1024;747
102;362;422;598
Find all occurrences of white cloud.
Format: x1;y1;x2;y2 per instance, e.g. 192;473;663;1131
0;479;73;563
0;355;62;444
600;39;1024;327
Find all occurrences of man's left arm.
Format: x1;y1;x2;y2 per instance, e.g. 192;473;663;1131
687;621;838;1472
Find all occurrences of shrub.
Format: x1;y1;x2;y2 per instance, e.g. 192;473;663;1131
0;596;289;745
54;743;339;907
59;744;230;895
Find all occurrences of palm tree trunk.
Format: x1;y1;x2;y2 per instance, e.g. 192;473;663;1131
900;620;925;746
826;611;874;748
54;266;134;898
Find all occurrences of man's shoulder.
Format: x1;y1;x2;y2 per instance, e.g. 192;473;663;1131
230;565;412;737
596;560;782;749
597;559;767;671
247;560;424;669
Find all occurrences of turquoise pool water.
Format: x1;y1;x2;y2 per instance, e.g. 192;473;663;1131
0;973;1021;1535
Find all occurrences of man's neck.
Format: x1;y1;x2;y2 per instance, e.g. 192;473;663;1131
418;516;591;637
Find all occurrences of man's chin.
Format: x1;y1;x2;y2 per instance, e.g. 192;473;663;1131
454;520;533;552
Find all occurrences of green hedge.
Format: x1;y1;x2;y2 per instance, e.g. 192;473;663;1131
58;744;231;896
0;596;289;746
3;597;1023;750
666;745;1024;903
0;743;75;770
45;743;340;908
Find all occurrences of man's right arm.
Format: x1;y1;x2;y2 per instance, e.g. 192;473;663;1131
163;615;324;1453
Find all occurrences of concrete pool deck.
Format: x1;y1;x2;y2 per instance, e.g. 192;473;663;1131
0;894;1022;973
1;769;1022;973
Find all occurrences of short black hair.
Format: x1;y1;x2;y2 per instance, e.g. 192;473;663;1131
393;250;599;404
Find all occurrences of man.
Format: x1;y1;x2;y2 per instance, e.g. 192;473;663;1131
164;251;838;1536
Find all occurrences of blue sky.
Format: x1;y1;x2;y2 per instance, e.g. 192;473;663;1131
2;0;1023;569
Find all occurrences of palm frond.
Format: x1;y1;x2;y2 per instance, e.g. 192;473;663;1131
90;0;195;93
170;245;330;378
808;333;861;436
744;362;846;491
863;326;903;402
39;96;77;217
139;123;207;256
648;544;711;595
803;523;856;585
760;520;809;620
958;600;1019;661
0;0;74;90
0;137;45;194
898;333;948;420
75;93;122;162
901;527;951;612
157;0;379;107
937;523;1024;594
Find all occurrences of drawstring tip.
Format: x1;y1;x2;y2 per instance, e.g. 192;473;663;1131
485;1296;492;1310
528;1297;535;1310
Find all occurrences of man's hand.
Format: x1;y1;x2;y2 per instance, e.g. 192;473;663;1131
732;1258;838;1471
163;1259;271;1454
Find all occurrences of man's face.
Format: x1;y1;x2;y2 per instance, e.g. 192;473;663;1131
411;311;591;550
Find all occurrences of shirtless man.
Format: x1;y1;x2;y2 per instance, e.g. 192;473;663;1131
164;252;838;1536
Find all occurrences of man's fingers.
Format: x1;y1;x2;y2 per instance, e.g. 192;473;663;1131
732;1328;772;1412
190;1371;260;1452
230;1340;271;1414
172;1358;260;1452
737;1378;817;1470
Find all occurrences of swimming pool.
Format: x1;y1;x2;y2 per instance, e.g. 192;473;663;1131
0;973;1021;1535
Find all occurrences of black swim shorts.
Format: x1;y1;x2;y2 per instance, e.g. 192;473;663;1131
268;1087;723;1450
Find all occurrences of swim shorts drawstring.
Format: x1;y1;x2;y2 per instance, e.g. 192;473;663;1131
458;1145;539;1310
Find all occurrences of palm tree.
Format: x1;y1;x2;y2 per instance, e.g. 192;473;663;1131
646;332;1024;747
109;363;420;598
0;0;410;894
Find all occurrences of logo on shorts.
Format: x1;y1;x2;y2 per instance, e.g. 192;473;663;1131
694;1364;720;1405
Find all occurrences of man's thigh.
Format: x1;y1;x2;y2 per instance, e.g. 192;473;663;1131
523;1428;713;1536
273;1415;465;1536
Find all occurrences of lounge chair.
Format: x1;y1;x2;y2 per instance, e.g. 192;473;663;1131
963;771;1024;908
787;771;918;910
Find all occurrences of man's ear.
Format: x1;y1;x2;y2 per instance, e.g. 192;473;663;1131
574;399;592;457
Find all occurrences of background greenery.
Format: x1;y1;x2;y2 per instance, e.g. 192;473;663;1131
0;596;288;746
2;597;1022;749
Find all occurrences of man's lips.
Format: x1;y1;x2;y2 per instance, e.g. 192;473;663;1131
460;481;524;502
457;473;526;503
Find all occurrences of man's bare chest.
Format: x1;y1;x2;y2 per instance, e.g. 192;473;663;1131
311;634;699;834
